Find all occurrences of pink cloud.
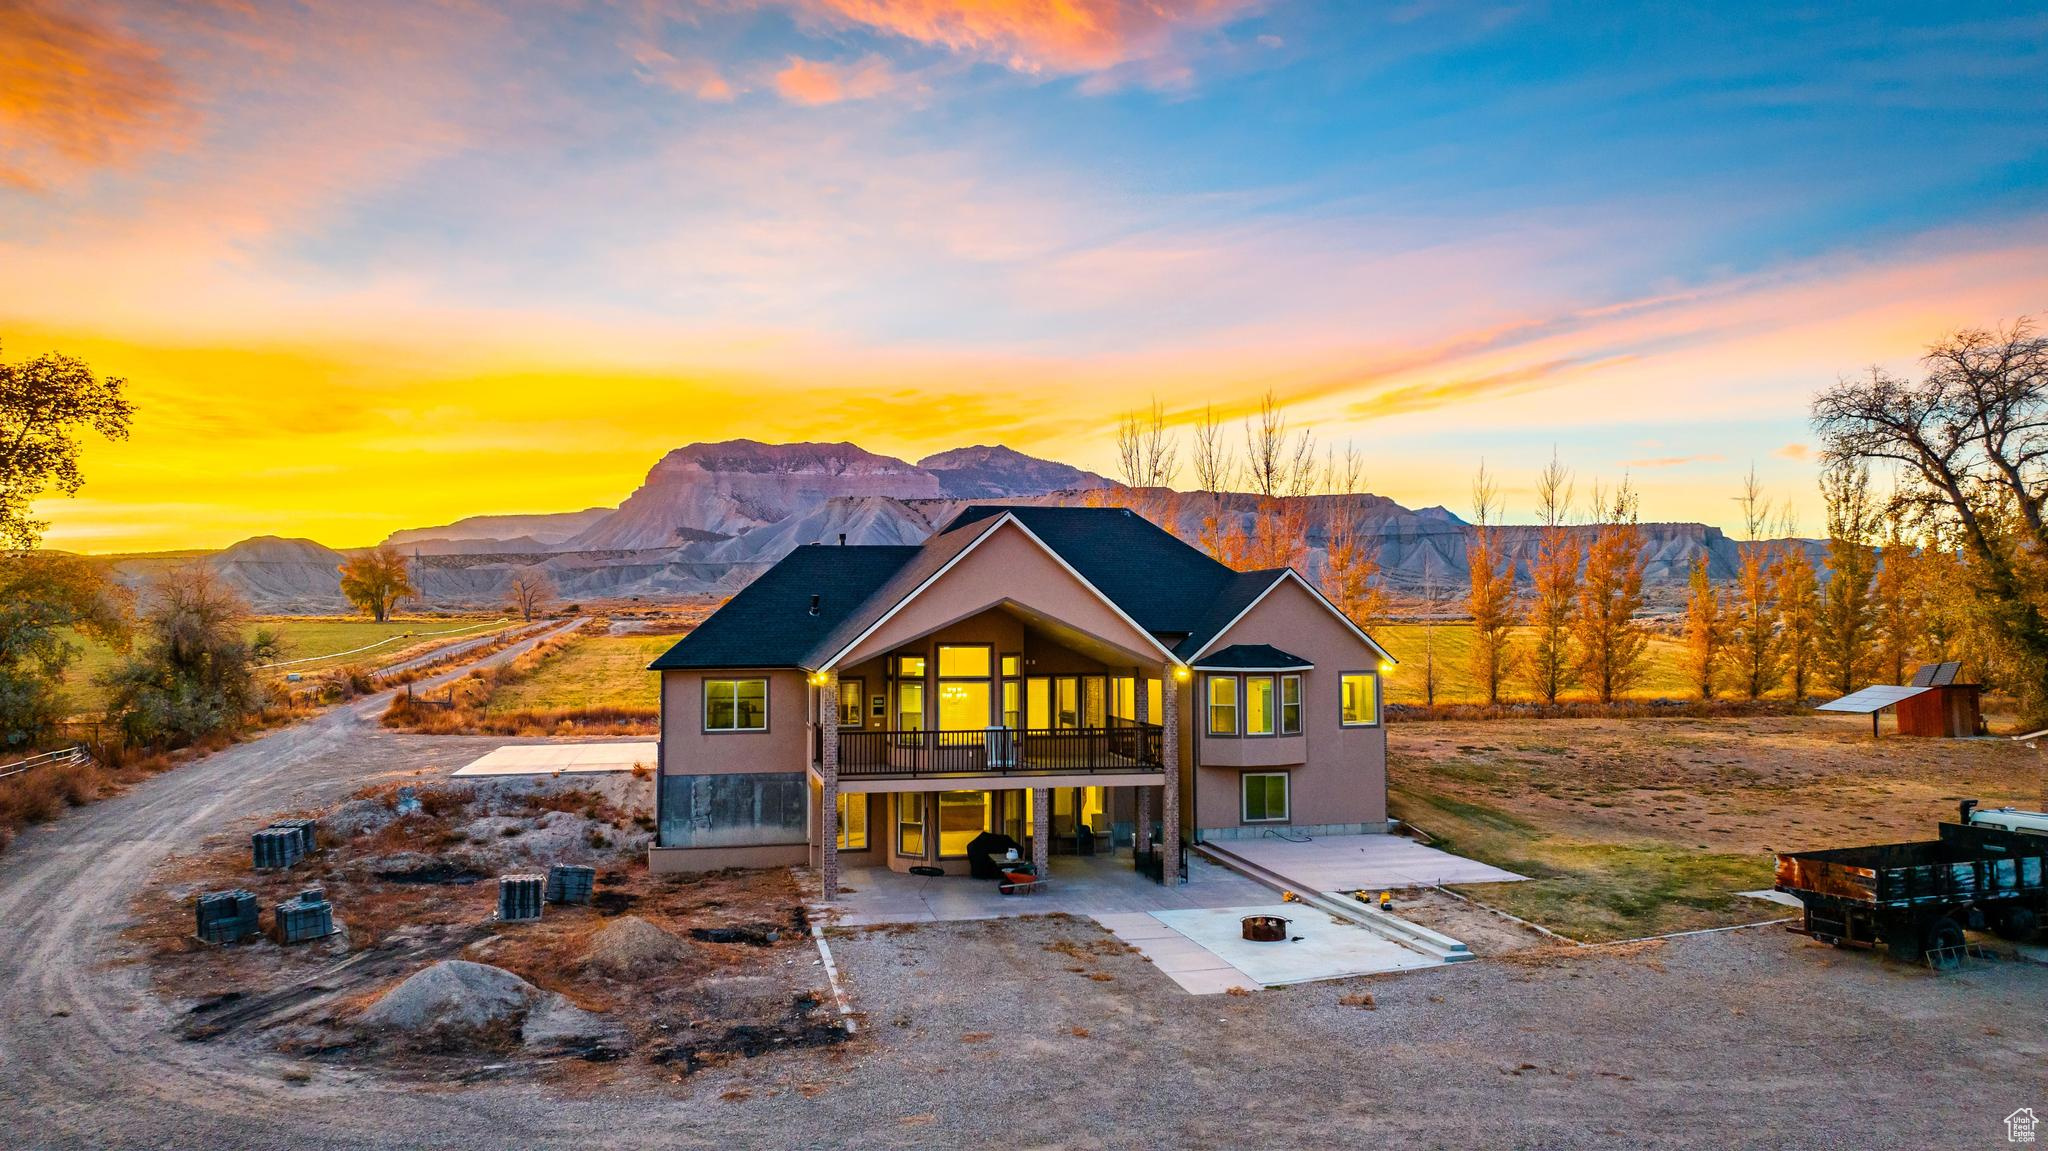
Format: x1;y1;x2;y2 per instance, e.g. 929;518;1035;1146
776;0;1264;78
0;0;190;189
772;54;904;105
632;43;738;102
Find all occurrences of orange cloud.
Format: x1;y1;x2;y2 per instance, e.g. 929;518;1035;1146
1775;442;1813;461
632;43;738;102
1622;453;1725;469
781;0;1262;75
0;0;189;189
772;54;903;105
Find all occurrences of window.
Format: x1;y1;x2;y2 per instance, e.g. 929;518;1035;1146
1055;677;1080;729
1000;653;1021;678
1001;680;1022;729
1111;677;1136;722
1340;672;1380;727
937;790;993;857
897;681;925;733
704;678;767;732
1281;674;1302;735
1245;675;1276;736
836;793;868;850
1242;773;1289;822
1026;678;1050;730
898;655;927;678
937;680;990;732
837;678;863;728
937;645;990;678
897;793;925;856
1207;675;1238;735
1146;678;1162;724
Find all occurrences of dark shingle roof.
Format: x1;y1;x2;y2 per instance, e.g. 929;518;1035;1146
648;544;920;670
1192;643;1314;670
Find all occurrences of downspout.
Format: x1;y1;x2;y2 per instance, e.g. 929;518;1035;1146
1187;667;1200;847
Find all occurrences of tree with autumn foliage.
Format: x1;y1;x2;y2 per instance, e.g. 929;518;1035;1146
1190;404;1248;566
1774;535;1823;701
1869;506;1924;686
1238;390;1315;571
1570;480;1649;703
1728;468;1781;700
1465;463;1520;704
1318;446;1387;631
1522;452;1578;704
1681;554;1727;699
1818;458;1879;695
338;545;417;622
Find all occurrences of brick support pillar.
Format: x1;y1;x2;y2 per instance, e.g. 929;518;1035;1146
1031;787;1051;877
819;671;840;902
1160;664;1182;885
1133;669;1152;856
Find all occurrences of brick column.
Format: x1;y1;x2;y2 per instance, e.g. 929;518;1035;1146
1031;786;1050;877
819;671;840;902
1160;664;1181;885
1133;669;1151;856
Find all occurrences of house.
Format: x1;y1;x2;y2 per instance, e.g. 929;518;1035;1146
644;504;1397;894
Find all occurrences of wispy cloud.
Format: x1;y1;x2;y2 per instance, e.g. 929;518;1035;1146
1623;453;1725;469
0;0;189;189
772;53;907;105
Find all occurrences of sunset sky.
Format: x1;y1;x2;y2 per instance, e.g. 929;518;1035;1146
4;1;2045;553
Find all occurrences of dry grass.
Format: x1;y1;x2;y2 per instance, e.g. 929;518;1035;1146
382;626;659;736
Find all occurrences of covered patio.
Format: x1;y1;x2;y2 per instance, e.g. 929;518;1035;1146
823;852;1271;927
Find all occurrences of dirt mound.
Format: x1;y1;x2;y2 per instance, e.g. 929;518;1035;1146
581;915;689;977
358;960;537;1033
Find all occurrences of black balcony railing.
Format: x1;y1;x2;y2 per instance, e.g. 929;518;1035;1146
821;724;1163;779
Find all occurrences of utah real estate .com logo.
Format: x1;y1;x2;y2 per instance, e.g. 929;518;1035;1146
2010;1108;2041;1144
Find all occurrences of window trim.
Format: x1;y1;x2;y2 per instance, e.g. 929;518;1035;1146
1241;771;1290;823
1280;673;1303;735
1339;670;1381;728
836;676;865;729
1243;674;1277;737
1206;674;1239;737
702;676;769;733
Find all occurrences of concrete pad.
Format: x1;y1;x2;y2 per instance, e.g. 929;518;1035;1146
1218;834;1526;891
1151;904;1441;986
1165;968;1260;996
1739;889;1804;908
451;742;656;778
828;853;1274;927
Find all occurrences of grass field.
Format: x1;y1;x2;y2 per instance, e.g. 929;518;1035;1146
481;631;676;714
54;617;509;715
1373;622;1701;706
1386;713;2042;941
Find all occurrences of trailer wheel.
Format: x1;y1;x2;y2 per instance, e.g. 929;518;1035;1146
1883;924;1924;964
1995;907;2039;943
1924;919;1967;970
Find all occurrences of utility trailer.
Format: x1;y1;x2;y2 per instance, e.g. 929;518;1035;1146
1775;811;2045;967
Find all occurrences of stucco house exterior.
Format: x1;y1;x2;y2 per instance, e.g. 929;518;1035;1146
645;505;1395;894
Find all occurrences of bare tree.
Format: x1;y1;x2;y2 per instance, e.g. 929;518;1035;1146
1319;445;1387;632
1191;404;1235;493
1241;389;1315;499
506;570;557;622
1114;398;1180;490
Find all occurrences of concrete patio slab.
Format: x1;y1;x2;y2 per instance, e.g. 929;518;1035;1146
1151;904;1442;986
1216;833;1525;891
450;742;656;777
827;852;1274;927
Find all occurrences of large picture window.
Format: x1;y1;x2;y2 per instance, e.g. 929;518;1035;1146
704;678;767;732
937;644;990;678
837;678;864;728
937;790;993;857
1340;672;1380;727
1281;674;1302;735
836;793;868;850
1207;675;1238;735
1242;772;1289;822
897;792;925;856
1245;675;1276;736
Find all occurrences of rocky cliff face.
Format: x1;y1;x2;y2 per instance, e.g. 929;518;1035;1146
917;445;1112;499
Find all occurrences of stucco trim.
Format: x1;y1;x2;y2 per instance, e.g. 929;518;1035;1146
1186;568;1397;667
817;512;1183;673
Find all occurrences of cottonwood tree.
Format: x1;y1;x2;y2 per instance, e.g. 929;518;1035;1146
1115;398;1180;490
1681;554;1727;699
1869;506;1924;686
339;545;416;622
1728;469;1781;699
1570;480;1649;703
506;570;557;622
1;339;136;549
1318;447;1388;632
1813;318;2048;715
1239;390;1315;571
1818;459;1879;694
1465;463;1520;704
1774;534;1823;701
0;552;130;750
1190;405;1247;565
100;566;281;748
1523;452;1578;704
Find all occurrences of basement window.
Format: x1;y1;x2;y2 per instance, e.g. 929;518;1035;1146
1242;772;1289;822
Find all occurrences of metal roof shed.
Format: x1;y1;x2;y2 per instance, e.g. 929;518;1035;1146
1815;685;1932;737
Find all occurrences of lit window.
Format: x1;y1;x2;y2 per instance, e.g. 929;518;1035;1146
837;678;863;728
1281;675;1302;734
897;681;925;733
1341;672;1379;727
937;645;990;678
898;655;927;678
1242;773;1289;822
1207;676;1238;735
1111;677;1136;721
704;678;768;732
837;793;868;850
1245;676;1276;736
1000;653;1021;678
937;791;993;857
897;793;925;856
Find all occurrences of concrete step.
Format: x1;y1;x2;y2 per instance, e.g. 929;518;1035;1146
1194;841;1472;963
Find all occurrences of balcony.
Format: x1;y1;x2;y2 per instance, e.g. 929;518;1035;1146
820;723;1163;780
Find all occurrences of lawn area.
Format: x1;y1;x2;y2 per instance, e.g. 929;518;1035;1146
1386;713;2042;941
54;616;508;715
482;630;677;713
1373;621;1701;706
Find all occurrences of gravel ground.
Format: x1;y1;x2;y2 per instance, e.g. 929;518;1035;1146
3;655;2043;1150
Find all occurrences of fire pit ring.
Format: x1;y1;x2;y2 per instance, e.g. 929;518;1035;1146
1240;914;1291;942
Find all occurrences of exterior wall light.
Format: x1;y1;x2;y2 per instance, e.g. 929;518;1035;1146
1173;666;1191;682
1378;662;1394;675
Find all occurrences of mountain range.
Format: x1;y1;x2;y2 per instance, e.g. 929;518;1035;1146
101;440;1816;614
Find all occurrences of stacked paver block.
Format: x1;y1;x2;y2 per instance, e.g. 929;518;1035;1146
267;818;318;856
195;889;261;944
497;874;545;922
545;864;595;905
274;887;335;943
251;827;305;870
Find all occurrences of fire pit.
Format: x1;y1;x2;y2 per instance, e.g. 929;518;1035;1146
1240;913;1291;942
